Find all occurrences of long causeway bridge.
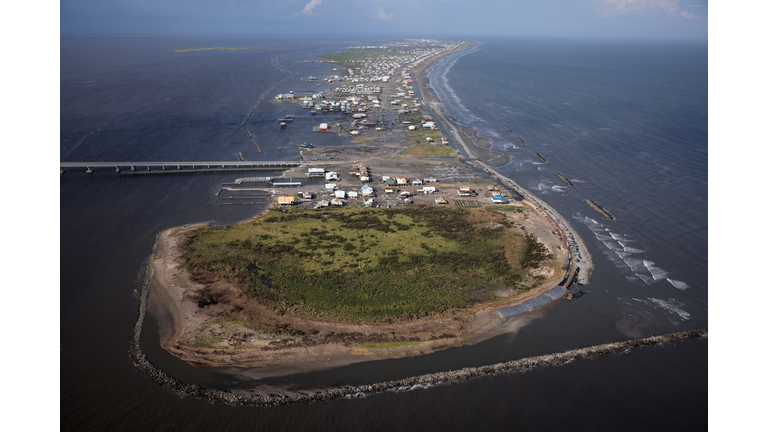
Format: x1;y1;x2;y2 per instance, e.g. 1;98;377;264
60;161;302;176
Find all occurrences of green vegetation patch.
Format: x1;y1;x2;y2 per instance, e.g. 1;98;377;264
316;49;398;67
169;47;291;53
183;207;552;322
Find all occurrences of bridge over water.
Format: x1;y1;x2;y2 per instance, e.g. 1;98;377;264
60;161;308;176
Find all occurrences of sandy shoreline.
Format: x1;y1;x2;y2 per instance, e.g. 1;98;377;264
140;40;592;379
145;212;570;378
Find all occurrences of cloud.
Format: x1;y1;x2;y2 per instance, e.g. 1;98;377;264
597;0;699;19
301;0;322;16
375;7;393;20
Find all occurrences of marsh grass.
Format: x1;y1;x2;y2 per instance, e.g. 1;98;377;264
183;207;552;322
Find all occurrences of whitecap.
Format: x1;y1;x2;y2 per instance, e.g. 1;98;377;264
643;260;668;281
603;241;625;254
617;253;646;272
623;246;645;254
611;233;635;242
650;298;691;321
667;278;690;290
635;273;656;285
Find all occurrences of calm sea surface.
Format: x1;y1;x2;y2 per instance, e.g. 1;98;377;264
61;34;707;431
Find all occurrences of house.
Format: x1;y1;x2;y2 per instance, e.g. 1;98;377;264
297;191;314;199
435;197;448;204
395;177;408;185
364;198;374;207
399;191;411;197
278;196;295;206
418;186;436;194
331;198;344;206
325;183;338;190
308;167;325;177
458;186;473;196
319;123;328;131
361;184;374;196
425;177;438;183
335;190;346;199
348;191;359;198
326;172;339;181
491;194;509;204
385;188;395;194
314;200;330;208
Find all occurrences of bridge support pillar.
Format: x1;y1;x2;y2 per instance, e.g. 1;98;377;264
147;166;151;171
131;165;136;172
177;165;181;170
86;166;93;174
116;167;120;173
162;165;166;171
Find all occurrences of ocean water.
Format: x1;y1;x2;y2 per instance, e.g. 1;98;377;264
61;35;707;430
427;39;707;330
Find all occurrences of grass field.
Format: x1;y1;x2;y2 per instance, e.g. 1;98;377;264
183;206;552;322
168;47;291;53
316;49;398;68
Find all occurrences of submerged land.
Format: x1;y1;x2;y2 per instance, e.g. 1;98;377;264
147;39;592;376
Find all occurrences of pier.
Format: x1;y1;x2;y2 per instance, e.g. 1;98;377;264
60;161;301;176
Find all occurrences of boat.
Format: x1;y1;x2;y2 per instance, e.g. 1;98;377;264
299;142;313;148
280;122;287;129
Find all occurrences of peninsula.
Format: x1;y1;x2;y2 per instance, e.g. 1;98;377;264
144;40;593;377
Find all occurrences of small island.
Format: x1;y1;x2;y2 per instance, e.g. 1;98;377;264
143;39;592;377
149;202;568;373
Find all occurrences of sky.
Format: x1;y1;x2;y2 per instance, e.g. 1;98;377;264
60;0;708;40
